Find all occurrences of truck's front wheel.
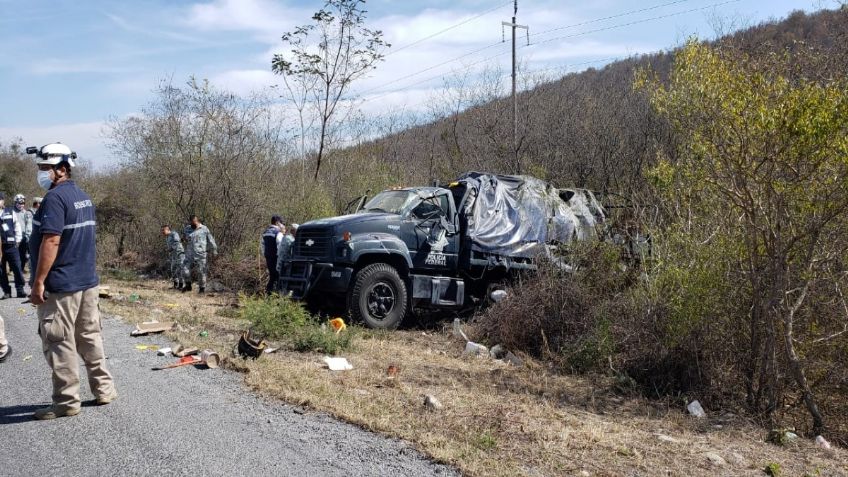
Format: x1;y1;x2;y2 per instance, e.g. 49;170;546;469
349;263;408;329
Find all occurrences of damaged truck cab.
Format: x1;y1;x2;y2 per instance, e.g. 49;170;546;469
279;172;607;329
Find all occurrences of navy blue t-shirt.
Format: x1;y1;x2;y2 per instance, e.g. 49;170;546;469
30;181;99;293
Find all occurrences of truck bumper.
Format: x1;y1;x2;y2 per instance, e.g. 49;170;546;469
279;260;353;299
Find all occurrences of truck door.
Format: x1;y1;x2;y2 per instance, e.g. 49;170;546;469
405;193;459;271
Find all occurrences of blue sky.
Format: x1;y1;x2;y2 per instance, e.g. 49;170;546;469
0;0;829;167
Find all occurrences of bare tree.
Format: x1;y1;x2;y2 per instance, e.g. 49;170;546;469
272;0;389;180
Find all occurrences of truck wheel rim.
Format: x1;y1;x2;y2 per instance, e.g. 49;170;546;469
366;282;395;319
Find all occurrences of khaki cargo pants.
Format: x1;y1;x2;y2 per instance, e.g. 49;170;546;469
38;287;115;410
0;314;7;355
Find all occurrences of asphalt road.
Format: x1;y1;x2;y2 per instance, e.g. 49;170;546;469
0;295;456;477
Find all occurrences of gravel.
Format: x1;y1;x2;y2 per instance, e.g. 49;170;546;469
0;297;456;476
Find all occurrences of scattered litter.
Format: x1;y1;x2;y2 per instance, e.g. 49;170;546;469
135;344;160;351
489;344;507;360
22;355;32;362
198;330;209;338
157;347;172;356
263;347;279;354
655;434;679;444
153;355;201;370
452;318;469;341
200;349;220;368
237;331;267;359
423;394;443;410
164;303;179;308
463;341;488;357
323;356;353;371
129;293;140;303
815;435;831;450
131;321;176;336
489;289;508;302
386;364;400;379
173;345;200;357
293;408;306;415
17;308;26;314
98;286;112;299
328;317;346;334
686;400;706;418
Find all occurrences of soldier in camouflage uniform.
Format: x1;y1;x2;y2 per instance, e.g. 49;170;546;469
161;225;186;289
182;215;218;294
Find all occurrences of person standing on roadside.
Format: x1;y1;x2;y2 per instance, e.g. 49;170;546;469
162;225;186;290
13;194;32;273
182;214;218;294
0;192;26;299
276;223;298;279
260;215;285;294
26;142;117;420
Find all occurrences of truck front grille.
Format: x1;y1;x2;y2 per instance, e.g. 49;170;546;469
294;228;333;259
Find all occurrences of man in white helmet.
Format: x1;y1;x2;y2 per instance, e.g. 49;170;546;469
26;143;117;420
13;194;32;274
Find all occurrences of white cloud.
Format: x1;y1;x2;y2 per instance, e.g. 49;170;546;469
184;0;302;40
0;121;114;169
211;69;279;96
105;12;206;44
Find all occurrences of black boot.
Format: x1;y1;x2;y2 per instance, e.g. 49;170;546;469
173;280;180;289
15;289;25;298
181;283;192;292
198;287;205;294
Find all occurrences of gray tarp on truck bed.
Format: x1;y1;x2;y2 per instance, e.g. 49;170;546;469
456;172;604;259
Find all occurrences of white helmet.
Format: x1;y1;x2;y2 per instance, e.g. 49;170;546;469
13;194;25;204
25;143;77;167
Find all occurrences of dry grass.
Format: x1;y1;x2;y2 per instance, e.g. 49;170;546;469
101;276;848;477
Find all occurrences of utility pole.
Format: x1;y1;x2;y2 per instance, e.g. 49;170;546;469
502;0;528;174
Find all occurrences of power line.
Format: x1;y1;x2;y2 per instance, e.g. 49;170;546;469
356;0;710;100
360;0;739;100
530;0;741;47
532;0;695;38
386;1;513;57
357;41;510;96
360;53;657;114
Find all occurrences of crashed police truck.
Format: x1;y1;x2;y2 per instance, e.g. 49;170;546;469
279;172;607;329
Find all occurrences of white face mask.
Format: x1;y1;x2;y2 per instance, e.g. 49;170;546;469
37;170;54;190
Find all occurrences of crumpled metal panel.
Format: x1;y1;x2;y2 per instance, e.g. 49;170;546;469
457;172;604;258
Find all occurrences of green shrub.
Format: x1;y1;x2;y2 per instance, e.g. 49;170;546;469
240;294;354;354
291;325;355;355
240;293;310;340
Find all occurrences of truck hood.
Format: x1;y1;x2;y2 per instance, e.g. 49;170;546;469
302;212;401;229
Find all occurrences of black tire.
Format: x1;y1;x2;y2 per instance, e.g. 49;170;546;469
348;263;408;329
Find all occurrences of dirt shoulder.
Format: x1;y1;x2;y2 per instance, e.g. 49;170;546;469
99;275;848;477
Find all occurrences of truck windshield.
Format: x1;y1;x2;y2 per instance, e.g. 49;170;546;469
360;191;418;215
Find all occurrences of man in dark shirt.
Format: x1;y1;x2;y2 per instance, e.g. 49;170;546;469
27;142;117;420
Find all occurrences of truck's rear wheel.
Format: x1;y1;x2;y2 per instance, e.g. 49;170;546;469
349;263;408;329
